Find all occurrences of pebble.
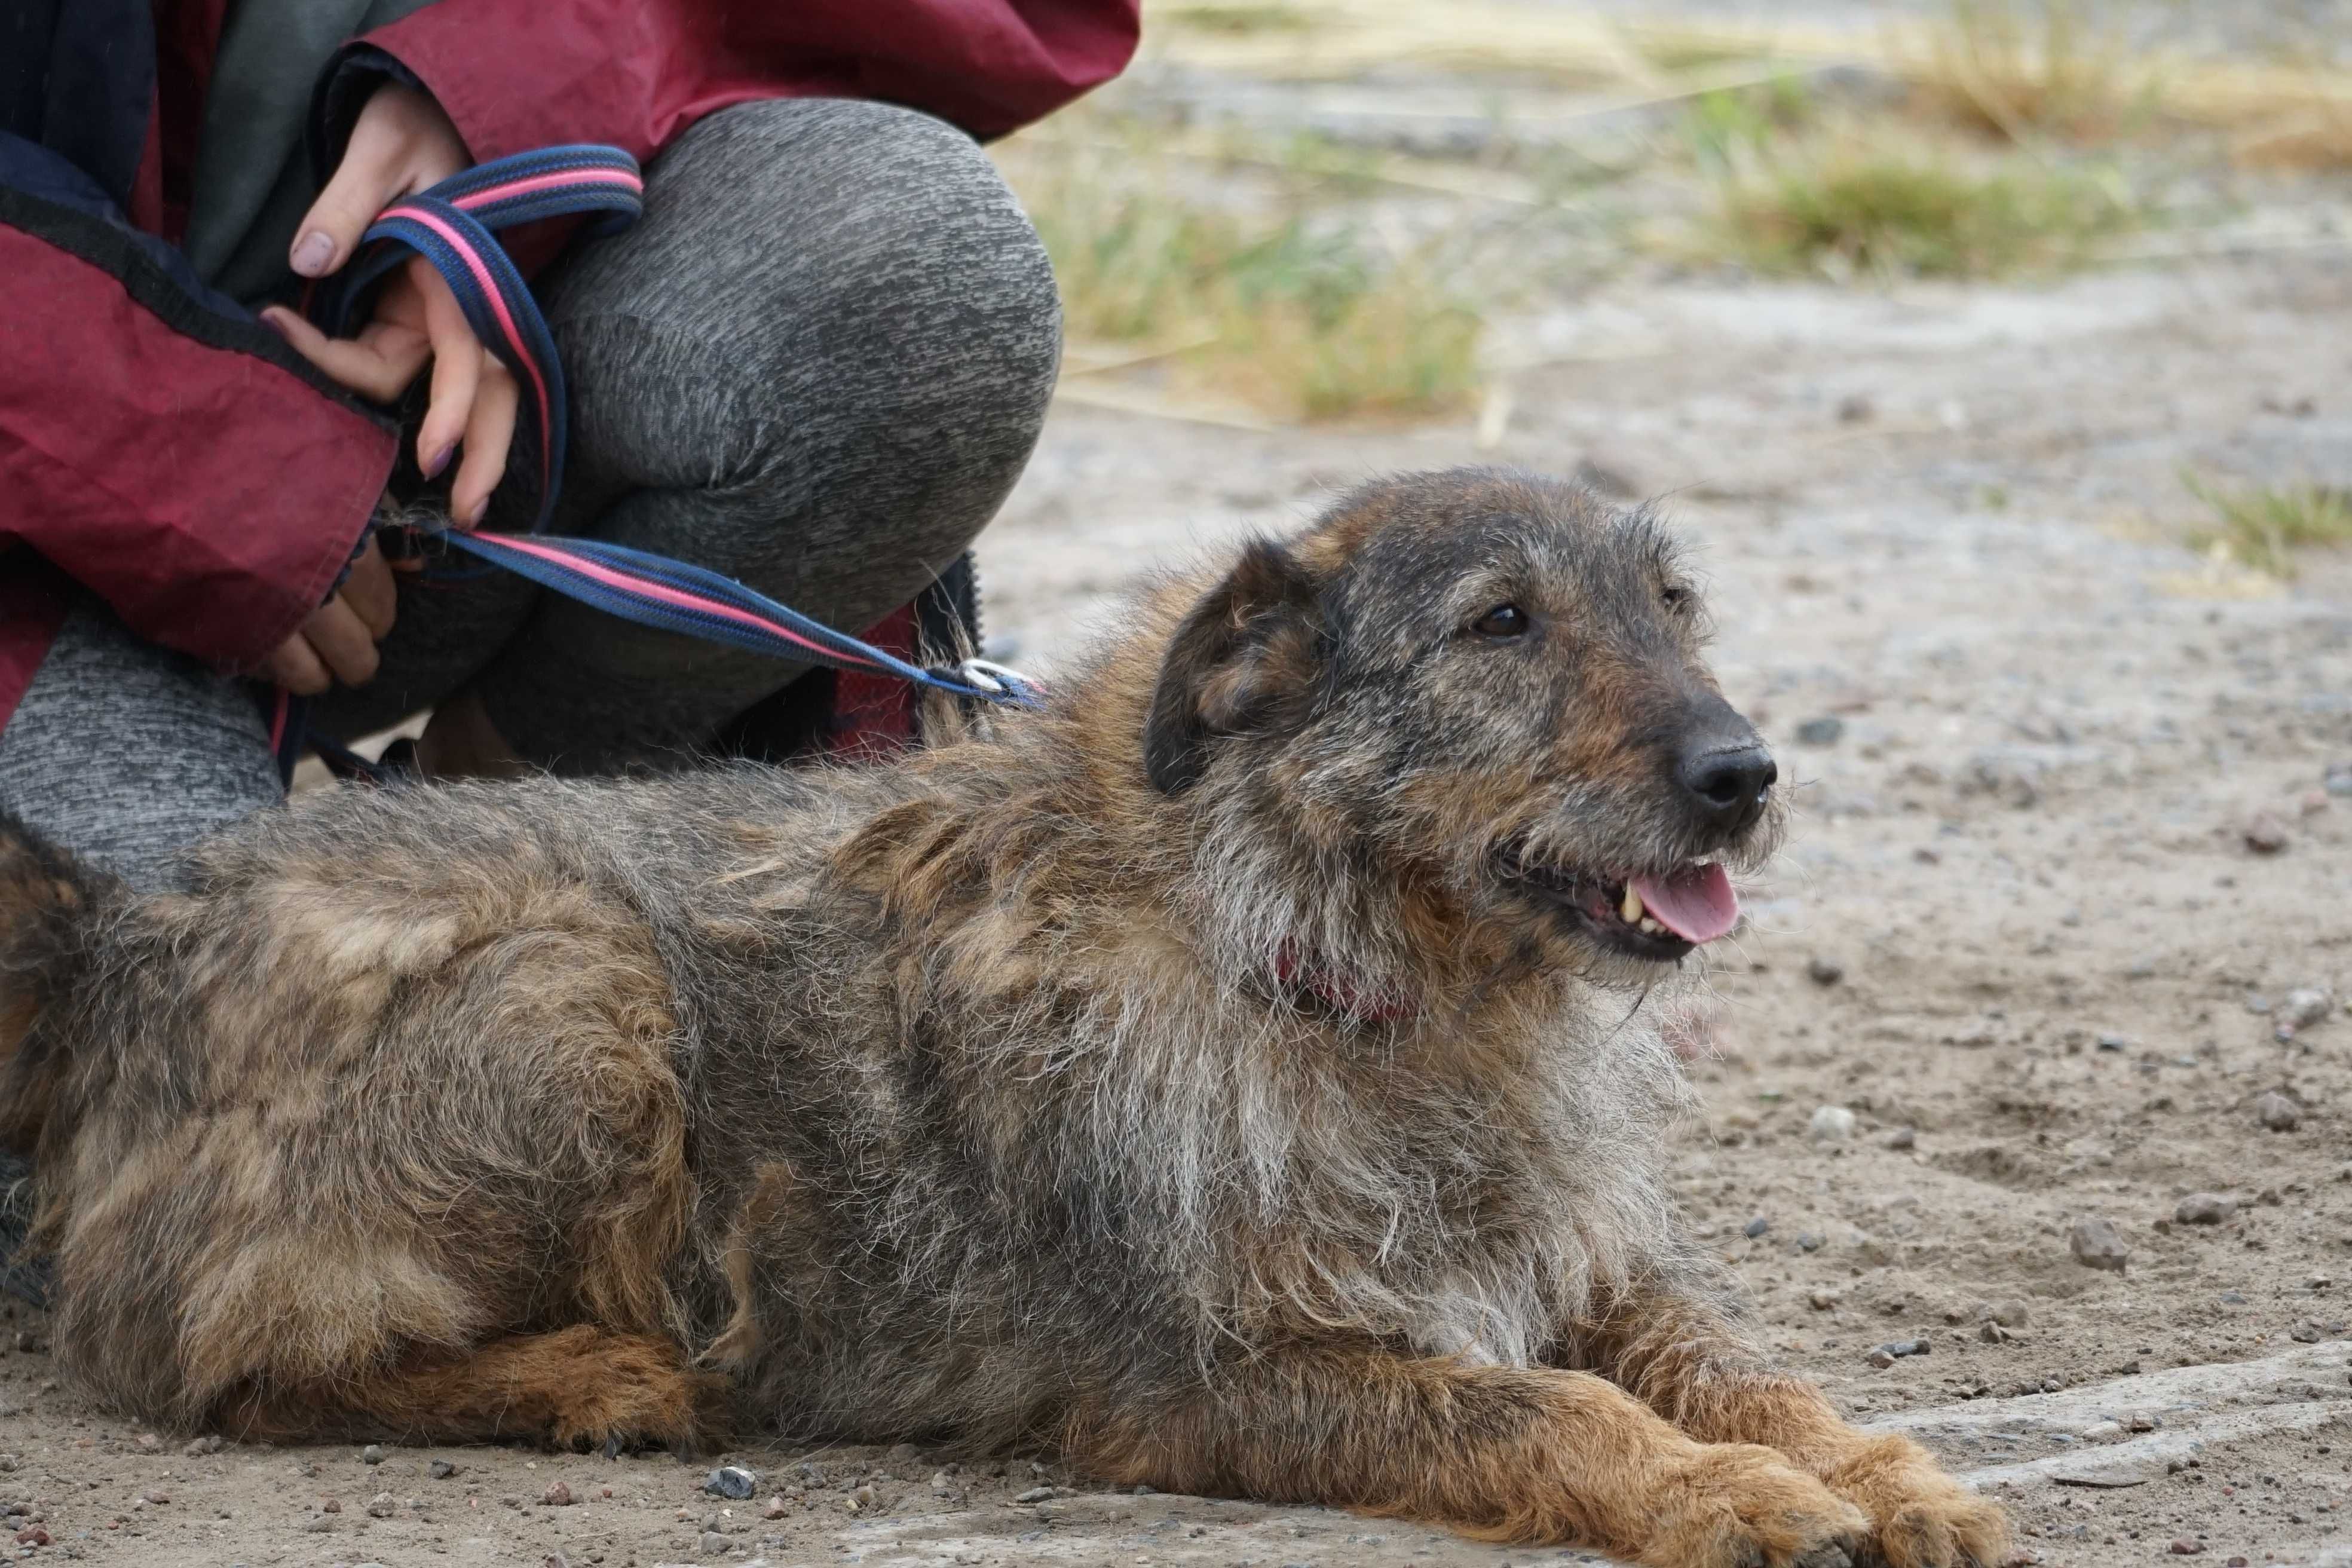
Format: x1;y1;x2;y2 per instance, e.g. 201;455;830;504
428;1460;458;1480
1871;1338;1930;1362
182;1435;222;1457
2170;1539;2204;1555
2069;1216;2130;1273
2325;761;2352;798
360;1444;385;1465
1806;955;1845;986
541;1481;574;1507
1836;393;1876;424
1014;1486;1059;1503
2243;812;2290;854
1795;716;1845;746
1796;1232;1824;1252
705;1466;758;1500
1884;1126;1916;1150
2281;988;2335;1030
699;1529;731;1555
2095;1033;2129;1052
301;1515;333;1533
1808;1105;1856;1142
2255;1092;2301;1132
1990;1300;2030;1327
1979;1320;2012;1344
1743;1217;1770;1239
2127;1411;2158;1432
2176;1193;2235;1226
763;1496;789;1520
366;1492;396;1519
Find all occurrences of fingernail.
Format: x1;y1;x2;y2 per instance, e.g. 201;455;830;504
291;231;335;277
464;497;488;528
424;443;453;479
258;309;289;338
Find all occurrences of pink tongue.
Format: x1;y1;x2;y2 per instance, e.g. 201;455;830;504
1630;863;1740;944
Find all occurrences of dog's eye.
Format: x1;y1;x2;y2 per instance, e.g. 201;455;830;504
1471;604;1529;639
1661;585;1692;611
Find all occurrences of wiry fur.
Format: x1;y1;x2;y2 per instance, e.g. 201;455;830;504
0;470;2002;1567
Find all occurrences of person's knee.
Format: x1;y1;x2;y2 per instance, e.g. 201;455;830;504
657;97;1062;425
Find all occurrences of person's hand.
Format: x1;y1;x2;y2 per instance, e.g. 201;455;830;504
262;533;397;694
259;82;516;529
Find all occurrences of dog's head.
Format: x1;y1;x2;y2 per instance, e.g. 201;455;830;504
1142;467;1781;982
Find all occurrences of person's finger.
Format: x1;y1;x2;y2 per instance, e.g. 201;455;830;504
416;264;482;478
261;632;331;697
450;365;519;527
341;537;399;640
289;111;404;278
303;598;382;687
259;307;428;402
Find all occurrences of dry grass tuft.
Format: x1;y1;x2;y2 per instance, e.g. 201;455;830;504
2183;474;2352;579
1911;0;2162;143
996;124;1483;422
1680;81;2139;279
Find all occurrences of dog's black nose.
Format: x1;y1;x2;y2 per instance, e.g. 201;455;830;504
1676;739;1777;831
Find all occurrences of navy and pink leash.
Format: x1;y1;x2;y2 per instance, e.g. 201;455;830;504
273;143;1043;782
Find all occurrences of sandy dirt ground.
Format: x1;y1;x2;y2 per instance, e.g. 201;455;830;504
9;13;2352;1568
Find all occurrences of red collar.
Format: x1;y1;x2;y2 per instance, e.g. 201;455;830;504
1272;939;1419;1025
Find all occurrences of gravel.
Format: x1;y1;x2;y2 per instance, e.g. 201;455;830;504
705;1466;759;1500
2070;1216;2131;1273
2255;1091;2301;1132
1808;1105;1857;1141
2280;988;2335;1030
2176;1193;2237;1225
1806;955;1845;985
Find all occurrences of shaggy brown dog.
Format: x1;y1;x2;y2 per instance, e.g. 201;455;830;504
0;469;2004;1567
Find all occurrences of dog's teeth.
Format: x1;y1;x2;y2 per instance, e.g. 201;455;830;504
1639;917;1664;935
1620;886;1644;924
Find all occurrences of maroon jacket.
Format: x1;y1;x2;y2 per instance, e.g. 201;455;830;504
0;0;1138;730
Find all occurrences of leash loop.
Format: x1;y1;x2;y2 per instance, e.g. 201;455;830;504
308;145;1044;719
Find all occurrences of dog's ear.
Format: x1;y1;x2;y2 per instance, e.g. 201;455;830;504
1144;538;1322;794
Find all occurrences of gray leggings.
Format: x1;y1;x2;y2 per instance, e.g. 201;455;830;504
0;99;1059;889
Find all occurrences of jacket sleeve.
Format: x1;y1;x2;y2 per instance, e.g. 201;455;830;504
321;0;1141;169
0;139;397;675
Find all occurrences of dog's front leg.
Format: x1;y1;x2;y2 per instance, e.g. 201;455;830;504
1068;1345;1864;1566
1570;1286;2008;1568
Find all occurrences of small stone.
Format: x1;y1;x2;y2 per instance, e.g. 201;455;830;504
1872;1339;1930;1361
844;1483;878;1513
1866;1350;1897;1369
1014;1486;1058;1503
1806;956;1845;986
2170;1539;2204;1555
704;1466;758;1500
2095;1033;2129;1052
182;1435;222;1457
2292;1321;2328;1343
1809;1290;1839;1310
133;1433;160;1452
428;1460;457;1480
1743;1217;1769;1239
321;1499;341;1514
140;1492;168;1506
2070;1216;2130;1273
2256;1092;2301;1132
1808;1105;1856;1142
2244;812;2290;854
2176;1193;2235;1225
1979;1320;2012;1344
1991;1300;2030;1327
2281;988;2335;1030
360;1444;385;1465
1836;393;1876;424
1795;716;1845;747
1797;1232;1824;1252
541;1481;574;1507
762;1496;788;1520
2126;1411;2157;1432
301;1516;333;1533
366;1492;396;1519
1884;1126;1916;1150
699;1530;731;1556
2325;761;2352;798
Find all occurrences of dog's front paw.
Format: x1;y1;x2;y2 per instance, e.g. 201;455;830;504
1642;1443;1870;1568
1820;1435;2008;1568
